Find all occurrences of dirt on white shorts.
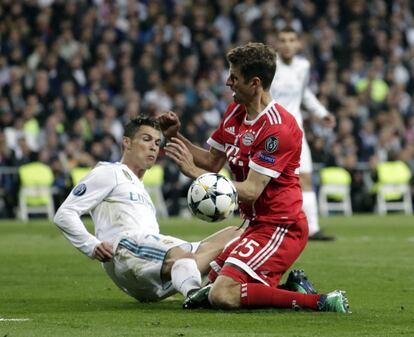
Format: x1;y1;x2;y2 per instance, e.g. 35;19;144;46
103;233;199;302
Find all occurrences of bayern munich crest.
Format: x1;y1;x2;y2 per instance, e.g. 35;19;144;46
242;132;255;146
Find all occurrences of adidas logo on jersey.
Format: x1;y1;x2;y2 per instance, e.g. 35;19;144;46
225;126;235;135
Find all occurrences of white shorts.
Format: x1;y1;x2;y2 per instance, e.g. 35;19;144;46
299;136;313;174
103;233;199;302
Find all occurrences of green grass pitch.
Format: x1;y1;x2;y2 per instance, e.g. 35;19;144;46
0;215;413;337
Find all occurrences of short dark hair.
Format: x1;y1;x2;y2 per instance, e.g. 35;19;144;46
226;42;276;90
278;26;298;35
123;115;161;139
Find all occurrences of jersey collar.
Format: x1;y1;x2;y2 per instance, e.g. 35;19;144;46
243;99;276;125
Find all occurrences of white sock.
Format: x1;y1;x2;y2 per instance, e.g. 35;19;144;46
302;191;320;236
171;258;201;297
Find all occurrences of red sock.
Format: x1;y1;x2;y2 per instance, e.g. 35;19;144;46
240;283;321;310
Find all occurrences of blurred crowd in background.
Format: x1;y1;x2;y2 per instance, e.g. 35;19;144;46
0;0;414;217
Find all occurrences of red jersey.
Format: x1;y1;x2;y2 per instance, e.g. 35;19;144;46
207;100;304;224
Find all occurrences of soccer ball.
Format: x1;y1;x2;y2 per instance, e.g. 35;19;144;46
187;173;238;222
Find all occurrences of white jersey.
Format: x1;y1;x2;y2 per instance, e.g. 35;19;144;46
270;56;328;130
54;162;159;258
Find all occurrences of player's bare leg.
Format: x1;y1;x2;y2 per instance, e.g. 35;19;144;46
194;226;243;274
161;227;242;298
208;275;241;309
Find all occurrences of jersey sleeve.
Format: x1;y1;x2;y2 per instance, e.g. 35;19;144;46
302;88;329;119
248;125;296;178
299;58;328;119
54;165;116;258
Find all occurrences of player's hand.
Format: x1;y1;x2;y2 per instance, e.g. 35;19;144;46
157;111;181;139
165;137;203;179
323;113;336;128
93;241;113;262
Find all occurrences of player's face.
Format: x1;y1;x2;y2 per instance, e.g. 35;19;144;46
125;125;161;170
226;64;253;104
277;32;299;61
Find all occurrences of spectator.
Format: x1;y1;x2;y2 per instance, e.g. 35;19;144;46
0;0;413;217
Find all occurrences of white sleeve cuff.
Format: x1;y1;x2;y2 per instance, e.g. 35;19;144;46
82;236;101;258
249;160;281;178
207;138;225;152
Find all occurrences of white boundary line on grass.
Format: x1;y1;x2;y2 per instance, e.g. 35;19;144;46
0;318;31;322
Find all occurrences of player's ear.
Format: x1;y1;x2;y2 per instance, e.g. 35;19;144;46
122;136;131;150
251;77;261;88
251;77;262;93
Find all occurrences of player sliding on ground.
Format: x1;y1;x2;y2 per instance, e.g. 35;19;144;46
54;116;244;302
160;42;350;312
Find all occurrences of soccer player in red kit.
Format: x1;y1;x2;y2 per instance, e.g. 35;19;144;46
161;43;349;313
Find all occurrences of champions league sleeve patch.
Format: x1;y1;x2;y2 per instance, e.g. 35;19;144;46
73;183;87;196
264;136;279;153
256;151;276;164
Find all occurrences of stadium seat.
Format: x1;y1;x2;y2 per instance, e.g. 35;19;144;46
143;164;168;218
70;166;92;186
318;167;353;216
18;162;55;222
374;161;413;215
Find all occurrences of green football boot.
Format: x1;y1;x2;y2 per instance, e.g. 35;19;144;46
183;284;212;309
284;269;318;294
318;290;350;313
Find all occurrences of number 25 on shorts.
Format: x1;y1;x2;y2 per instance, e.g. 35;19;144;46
231;238;260;257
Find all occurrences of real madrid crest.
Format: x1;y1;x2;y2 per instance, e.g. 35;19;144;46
242;132;255;146
265;136;279;153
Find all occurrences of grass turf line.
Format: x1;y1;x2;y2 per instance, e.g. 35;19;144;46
0;215;413;336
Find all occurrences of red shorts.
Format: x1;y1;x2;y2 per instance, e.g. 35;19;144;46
210;218;308;287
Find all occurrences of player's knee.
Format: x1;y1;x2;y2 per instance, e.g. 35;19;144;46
162;248;195;277
208;283;240;309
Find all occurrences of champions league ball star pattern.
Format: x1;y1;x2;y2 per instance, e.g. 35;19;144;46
187;173;238;222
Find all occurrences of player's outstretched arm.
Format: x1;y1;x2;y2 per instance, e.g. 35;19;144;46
157;111;181;139
302;88;336;128
165;137;227;178
54;166;115;259
232;169;271;205
158;111;224;172
54;205;101;258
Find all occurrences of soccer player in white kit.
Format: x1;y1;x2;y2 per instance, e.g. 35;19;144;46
54;116;241;302
270;27;336;240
